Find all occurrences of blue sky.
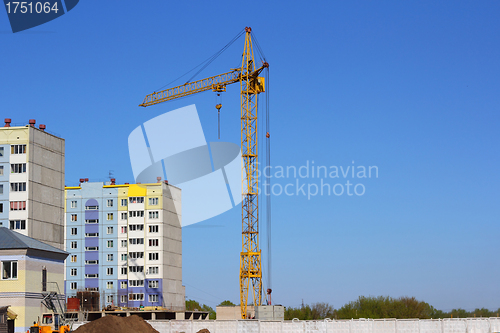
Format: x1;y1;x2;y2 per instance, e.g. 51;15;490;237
1;1;499;311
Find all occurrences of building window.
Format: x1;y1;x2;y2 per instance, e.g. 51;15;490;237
129;280;144;287
149;225;159;233
121;267;127;275
85;260;98;265
149;294;159;302
129;238;144;245
148;280;159;288
71;201;77;208
129;266;144;273
107;254;113;262
71;228;77;236
10;201;26;211
70;268;77;276
85;274;98;278
71;214;77;222
121;212;127;220
107;226;113;234
120;281;127;289
0;203;2;213
107;295;113;303
121;254;127;261
120;295;127;303
120;199;127;207
121;226;127;233
10;182;26;192
70;255;77;263
121;240;127;248
129;211;144;218
107;268;113;275
70;241;77;249
128;252;143;259
0;166;3;176
107;240;113;248
85;247;99;251
9;220;26;230
85;219;98;224
0;147;3;156
107;213;113;220
149;239;159;247
85;205;99;210
148;211;159;219
11;144;26;154
148;197;159;206
148;253;159;261
128;293;144;301
107;199;113;207
70;282;77;290
10;163;26;174
1;261;17;280
129;224;144;231
0;184;3;194
148;266;159;275
85;233;98;237
129;197;144;204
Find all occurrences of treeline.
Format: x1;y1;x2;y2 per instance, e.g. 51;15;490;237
186;299;236;319
284;296;500;320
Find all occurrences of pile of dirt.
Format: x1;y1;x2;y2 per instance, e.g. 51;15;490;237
73;315;159;333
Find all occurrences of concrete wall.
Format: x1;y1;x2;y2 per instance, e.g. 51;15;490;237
216;306;255;320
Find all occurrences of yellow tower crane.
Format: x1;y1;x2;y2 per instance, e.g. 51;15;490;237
139;27;268;319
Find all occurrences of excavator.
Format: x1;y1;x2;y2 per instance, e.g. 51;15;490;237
28;291;71;333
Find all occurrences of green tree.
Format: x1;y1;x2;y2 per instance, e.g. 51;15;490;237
185;299;216;319
218;300;236;306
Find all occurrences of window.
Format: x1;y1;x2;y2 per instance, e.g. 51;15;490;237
85;246;99;251
70;282;77;290
121;226;127;233
129;211;144;218
148;211;159;219
11;144;26;154
148;197;159;205
121;212;127;220
70;268;77;276
0;147;3;156
148;280;159;288
129;280;144;287
120;281;127;289
0;203;2;213
121;240;127;248
128;252;144;259
129;224;144;231
149;253;159;261
148;266;159;274
85;205;98;210
107;240;113;248
9;220;26;230
149;239;159;247
107;254;113;262
107;199;113;207
107;295;113;303
107;227;113;234
129;197;144;204
107;268;113;275
149;225;159;233
85;233;99;237
120;295;127;303
10;182;26;192
129;238;144;245
10;163;26;173
121;254;127;261
0;185;3;194
70;241;77;249
71;228;77;235
70;255;77;263
10;201;26;211
120;267;127;274
128;293;144;301
85;219;98;224
85;260;98;265
85;274;98;278
71;201;77;208
129;266;144;273
107;213;113;220
149;294;159;302
121;199;127;207
0;166;3;176
1;261;17;280
71;214;77;222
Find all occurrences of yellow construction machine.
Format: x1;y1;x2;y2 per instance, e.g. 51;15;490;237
28;313;70;333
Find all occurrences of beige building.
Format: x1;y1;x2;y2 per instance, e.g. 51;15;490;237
0;119;65;250
0;228;68;333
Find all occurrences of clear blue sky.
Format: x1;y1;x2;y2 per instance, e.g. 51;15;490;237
2;1;499;311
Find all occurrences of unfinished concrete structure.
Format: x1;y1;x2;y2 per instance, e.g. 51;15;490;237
0;119;65;250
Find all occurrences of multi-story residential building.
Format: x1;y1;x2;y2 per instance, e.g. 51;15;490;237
64;180;184;310
0;119;65;250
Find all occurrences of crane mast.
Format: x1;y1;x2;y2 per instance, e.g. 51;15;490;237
139;27;267;319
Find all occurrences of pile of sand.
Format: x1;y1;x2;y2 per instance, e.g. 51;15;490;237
73;315;159;333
